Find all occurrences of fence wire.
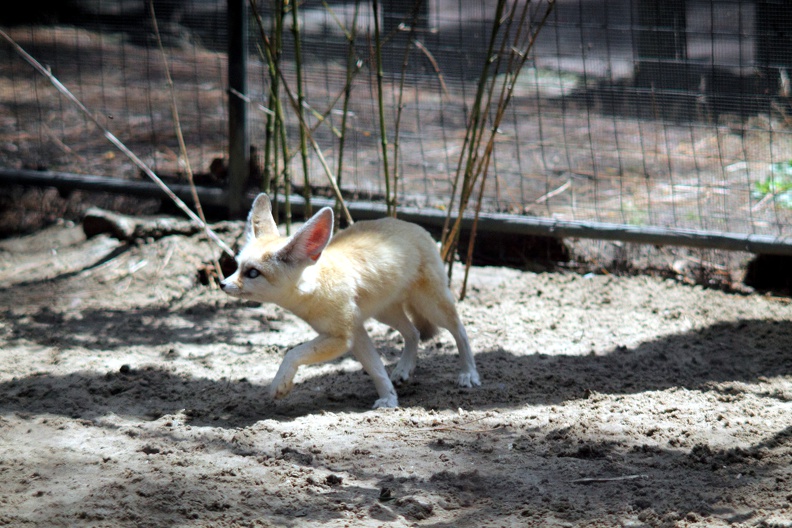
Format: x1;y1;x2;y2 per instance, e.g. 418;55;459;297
1;0;792;245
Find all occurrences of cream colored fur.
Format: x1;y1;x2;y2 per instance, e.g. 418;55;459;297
220;193;480;408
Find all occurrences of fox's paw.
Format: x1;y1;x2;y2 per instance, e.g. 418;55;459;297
372;394;399;409
270;362;298;400
457;370;481;388
270;380;293;400
270;374;295;400
389;361;415;385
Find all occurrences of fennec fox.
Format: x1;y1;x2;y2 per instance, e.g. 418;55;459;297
220;193;480;408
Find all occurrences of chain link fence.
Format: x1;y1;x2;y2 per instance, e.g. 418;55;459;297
1;0;792;254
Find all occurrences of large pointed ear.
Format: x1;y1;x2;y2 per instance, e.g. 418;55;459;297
245;194;279;241
279;207;334;263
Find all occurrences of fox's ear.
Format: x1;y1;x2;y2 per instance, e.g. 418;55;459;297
279;207;334;263
245;194;279;240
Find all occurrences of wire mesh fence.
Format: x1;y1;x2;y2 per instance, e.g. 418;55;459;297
1;0;792;247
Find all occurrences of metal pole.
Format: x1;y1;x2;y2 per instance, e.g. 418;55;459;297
227;0;249;217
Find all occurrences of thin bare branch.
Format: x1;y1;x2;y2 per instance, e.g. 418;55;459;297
149;0;225;279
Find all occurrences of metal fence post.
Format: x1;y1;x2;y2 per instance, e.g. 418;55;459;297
228;0;249;217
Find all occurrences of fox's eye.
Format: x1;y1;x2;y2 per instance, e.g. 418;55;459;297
244;268;261;279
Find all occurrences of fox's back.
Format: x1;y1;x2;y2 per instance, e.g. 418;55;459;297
318;217;444;313
327;217;439;268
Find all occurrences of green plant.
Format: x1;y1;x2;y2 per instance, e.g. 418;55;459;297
754;160;792;207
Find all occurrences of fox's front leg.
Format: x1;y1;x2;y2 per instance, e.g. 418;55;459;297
270;335;350;400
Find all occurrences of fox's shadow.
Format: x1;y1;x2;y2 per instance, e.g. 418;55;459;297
1;315;790;426
2;313;791;524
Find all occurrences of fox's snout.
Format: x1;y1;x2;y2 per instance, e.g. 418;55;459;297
219;275;240;296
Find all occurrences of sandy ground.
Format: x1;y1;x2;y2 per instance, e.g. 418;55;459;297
1;218;792;528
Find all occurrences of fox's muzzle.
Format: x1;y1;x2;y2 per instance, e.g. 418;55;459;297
219;276;241;296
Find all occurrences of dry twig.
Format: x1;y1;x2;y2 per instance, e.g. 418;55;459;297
570;475;649;485
149;0;225;280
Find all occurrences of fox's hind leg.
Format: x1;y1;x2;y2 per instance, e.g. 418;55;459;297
409;290;480;388
375;305;420;384
447;317;480;387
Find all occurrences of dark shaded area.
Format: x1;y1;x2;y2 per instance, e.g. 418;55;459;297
2;0;227;49
1;313;791;523
2;313;791;424
1;0;85;26
572;64;780;124
744;254;792;295
456;230;570;271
